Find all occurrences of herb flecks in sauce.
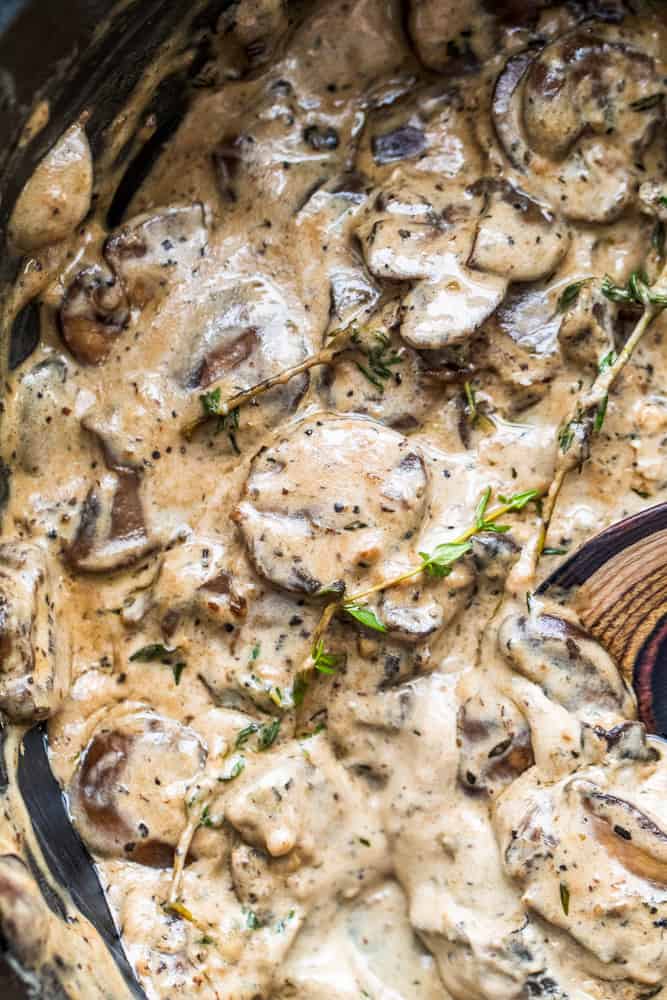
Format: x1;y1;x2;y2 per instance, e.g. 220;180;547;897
4;1;667;997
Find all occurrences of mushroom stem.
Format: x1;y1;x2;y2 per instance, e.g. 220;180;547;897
538;299;662;560
181;323;358;438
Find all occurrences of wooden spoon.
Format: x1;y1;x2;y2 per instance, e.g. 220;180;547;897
538;502;667;736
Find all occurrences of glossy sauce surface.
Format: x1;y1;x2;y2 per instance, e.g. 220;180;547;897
3;2;667;998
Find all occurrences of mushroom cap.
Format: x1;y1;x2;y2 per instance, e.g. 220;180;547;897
233;413;428;595
69;709;206;865
495;751;667;983
498;611;635;725
492;24;665;224
105;203;208;308
59;265;129;366
468;181;570;282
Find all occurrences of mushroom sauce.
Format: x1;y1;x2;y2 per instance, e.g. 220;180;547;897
3;1;667;998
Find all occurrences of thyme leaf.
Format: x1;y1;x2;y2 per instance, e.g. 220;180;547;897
419;541;472;578
558;420;576;453
172;662;187;685
503;489;540;512
475;485;510;533
343;603;387;632
602;271;667;308
257;718;281;751
218;756;245;782
560;882;570;916
129;644;187;685
291;673;309;707
201;387;222;416
200;387;241;450
594;393;609;433
557;279;590;312
311;639;339;674
464;380;495;432
598;350;617;374
199;805;215;829
245;909;263;931
129;643;175;662
353;331;402;392
235;723;259;749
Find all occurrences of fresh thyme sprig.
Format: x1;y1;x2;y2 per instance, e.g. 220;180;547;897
537;264;667;558
292;485;541;712
182;310;399;438
334;486;541;628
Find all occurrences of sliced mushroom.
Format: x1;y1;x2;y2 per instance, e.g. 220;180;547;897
69;709;206;865
471;532;519;582
225;734;387;900
8;124;93;253
494;283;562;357
64;471;156;574
358;176;568;351
360;216;462;281
557;283;615;370
321;332;436;431
185;275;310;422
457;694;533;796
574;779;667;883
150;538;248;638
400;268;508;351
496;761;667;983
105;203;208;309
355;81;485;185
0;542;68;722
379;592;445;644
476;319;557;413
217;0;289;70
232;413;427;595
328;262;381;330
358;179;483;284
0;855;50;969
468;181;569;281
492;24;665;223
522;31;660;161
492;47;539;172
196;328;259;388
79;405;144;472
59;265;129;365
498;612;634;723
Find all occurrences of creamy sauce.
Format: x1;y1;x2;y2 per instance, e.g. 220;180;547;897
3;1;667;998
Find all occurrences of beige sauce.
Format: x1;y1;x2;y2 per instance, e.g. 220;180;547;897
3;2;667;998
